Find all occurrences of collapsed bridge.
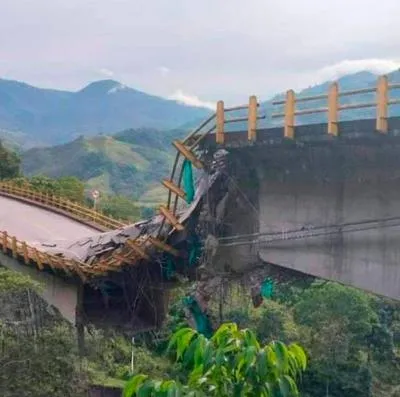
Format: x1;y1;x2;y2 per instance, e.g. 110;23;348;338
2;74;400;335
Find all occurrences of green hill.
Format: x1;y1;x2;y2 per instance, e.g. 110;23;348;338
21;128;183;203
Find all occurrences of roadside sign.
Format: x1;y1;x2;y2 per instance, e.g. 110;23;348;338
91;190;100;200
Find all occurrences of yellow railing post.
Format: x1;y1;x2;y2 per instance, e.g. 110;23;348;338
33;248;43;270
284;90;295;139
376;75;388;133
11;237;17;258
2;232;7;253
22;241;29;264
216;100;225;144
328;82;339;136
248;95;258;141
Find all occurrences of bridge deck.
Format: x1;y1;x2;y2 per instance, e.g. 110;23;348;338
0;195;97;243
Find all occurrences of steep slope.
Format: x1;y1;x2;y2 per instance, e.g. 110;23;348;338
21;128;182;201
0;78;210;144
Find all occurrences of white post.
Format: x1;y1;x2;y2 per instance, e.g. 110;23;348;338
130;336;135;374
91;190;100;211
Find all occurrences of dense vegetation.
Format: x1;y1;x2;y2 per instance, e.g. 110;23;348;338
219;281;400;396
3;267;398;396
0;268;171;396
125;323;307;396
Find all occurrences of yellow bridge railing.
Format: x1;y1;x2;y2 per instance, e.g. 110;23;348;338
0;230;91;280
0;181;126;231
271;74;399;139
208;74;400;143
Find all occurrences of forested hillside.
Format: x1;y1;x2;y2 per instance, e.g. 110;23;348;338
21;128;184;204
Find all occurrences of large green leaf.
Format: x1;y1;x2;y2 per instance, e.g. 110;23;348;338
137;380;156;397
123;374;148;397
168;327;195;357
177;329;196;360
278;376;299;397
272;342;289;372
288;343;307;371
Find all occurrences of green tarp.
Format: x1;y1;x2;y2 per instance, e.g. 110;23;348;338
182;159;195;204
261;278;274;298
183;296;213;338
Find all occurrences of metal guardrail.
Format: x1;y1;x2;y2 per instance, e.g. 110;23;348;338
0;181;126;231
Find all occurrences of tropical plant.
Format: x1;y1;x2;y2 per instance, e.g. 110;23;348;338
123;322;307;397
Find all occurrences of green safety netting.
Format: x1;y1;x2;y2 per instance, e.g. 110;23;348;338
261;278;274;298
182;159;195;204
183;296;213;338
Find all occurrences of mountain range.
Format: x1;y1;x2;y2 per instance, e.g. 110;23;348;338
0;78;210;145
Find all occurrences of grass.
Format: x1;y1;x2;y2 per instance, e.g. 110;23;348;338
86;136;150;170
138;184;167;205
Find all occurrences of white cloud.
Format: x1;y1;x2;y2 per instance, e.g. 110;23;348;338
108;83;127;94
314;59;400;84
158;66;170;77
98;68;115;78
2;0;400;102
169;89;215;110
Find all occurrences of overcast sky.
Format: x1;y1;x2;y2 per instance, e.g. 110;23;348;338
1;0;400;107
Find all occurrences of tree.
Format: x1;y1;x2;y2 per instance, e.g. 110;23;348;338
98;195;141;221
56;176;85;202
293;282;377;397
123;322;307;397
0;269;88;396
0;141;20;179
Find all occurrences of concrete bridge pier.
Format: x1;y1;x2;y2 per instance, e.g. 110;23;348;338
212;140;400;301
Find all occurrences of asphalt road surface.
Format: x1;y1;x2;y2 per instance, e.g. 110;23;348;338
0;195;98;243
